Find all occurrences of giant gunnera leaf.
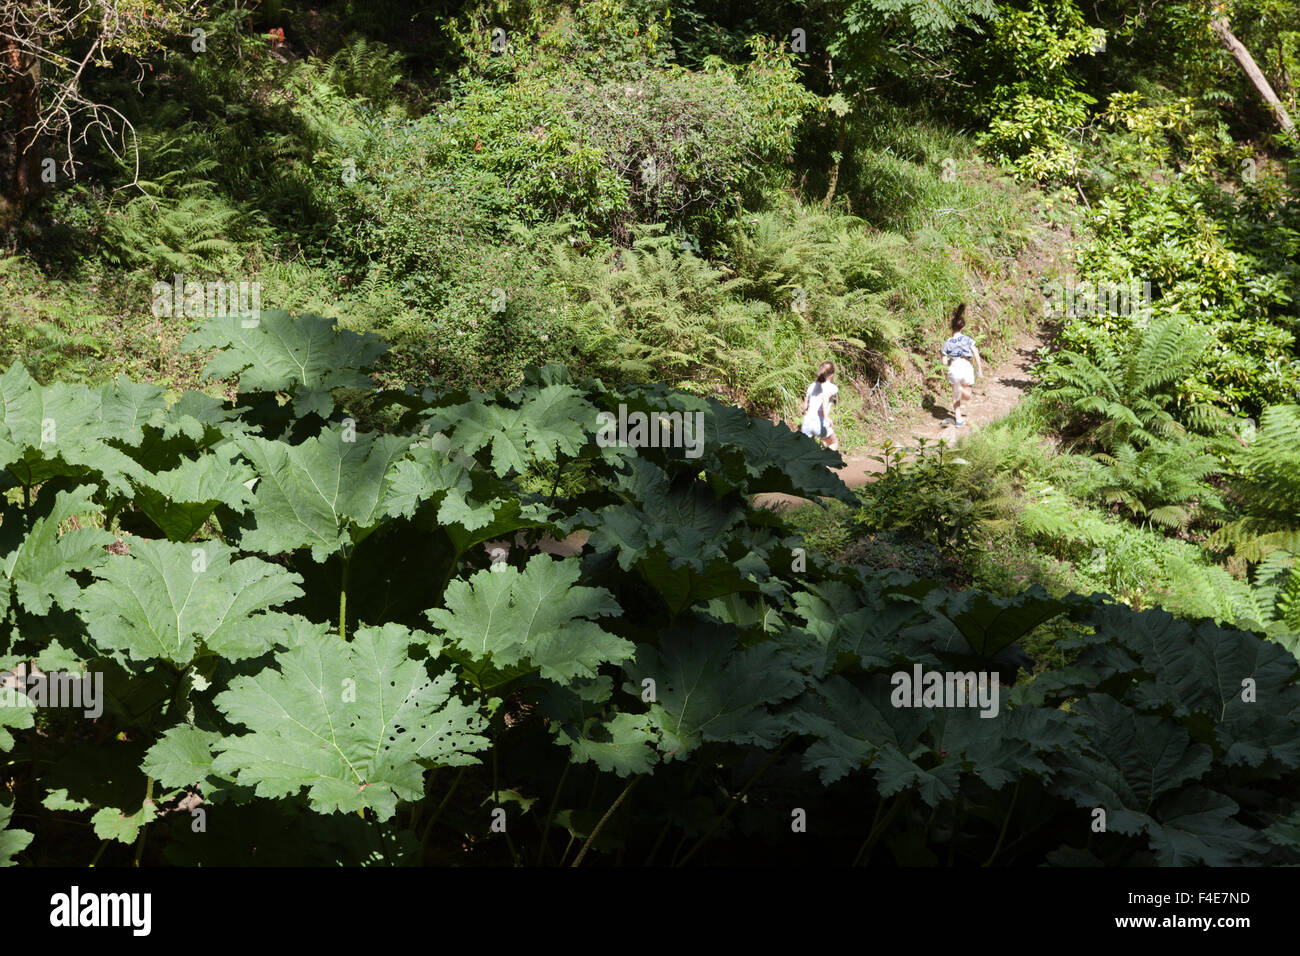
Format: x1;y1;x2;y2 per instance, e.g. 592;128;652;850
0;364;153;495
131;448;256;542
234;429;412;561
622;625;807;760
420;382;592;477
78;539;304;665
0;486;114;619
212;622;488;820
0;799;32;865
181;311;389;418
426;554;630;685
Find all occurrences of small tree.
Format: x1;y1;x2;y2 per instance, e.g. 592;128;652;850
0;0;201;227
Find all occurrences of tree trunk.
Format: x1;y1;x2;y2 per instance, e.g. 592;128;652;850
1210;17;1296;134
0;22;42;226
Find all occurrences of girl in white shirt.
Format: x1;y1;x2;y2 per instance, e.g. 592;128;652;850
799;361;839;451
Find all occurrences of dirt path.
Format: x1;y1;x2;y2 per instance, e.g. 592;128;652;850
753;323;1047;512
494;322;1050;557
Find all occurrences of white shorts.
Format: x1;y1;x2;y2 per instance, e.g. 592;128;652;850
947;358;975;387
800;413;833;439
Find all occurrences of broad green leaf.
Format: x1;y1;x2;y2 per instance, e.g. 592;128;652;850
0;364;151;494
95;376;170;446
1050;694;1213;832
697;397;855;502
574;460;769;613
422;382;592;476
0;800;32;865
426;554;630;684
42;789;92;812
92;802;158;844
786;579;927;678
559;711;659;776
132;449;256;541
1082;605;1300;769
623;625;806;760
0;487;114;618
539;677;659;776
235;429;412;561
513;382;592;462
141;725;223;789
901;586;1072;660
792;674;932;787
79;539;304;664
181;311;389;418
0;679;34;752
1142;787;1265;866
386;443;551;547
212;622;488;820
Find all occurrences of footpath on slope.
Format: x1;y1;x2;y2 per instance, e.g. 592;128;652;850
503;211;1071;554
753;322;1047;512
498;321;1047;561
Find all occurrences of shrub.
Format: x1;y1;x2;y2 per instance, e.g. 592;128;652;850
854;437;1015;561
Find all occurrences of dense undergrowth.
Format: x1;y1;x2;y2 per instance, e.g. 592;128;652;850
1;314;1298;867
3;0;1300;867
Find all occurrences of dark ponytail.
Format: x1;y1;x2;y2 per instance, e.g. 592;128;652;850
951;303;967;333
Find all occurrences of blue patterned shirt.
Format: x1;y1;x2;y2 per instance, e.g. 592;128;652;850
943;333;975;359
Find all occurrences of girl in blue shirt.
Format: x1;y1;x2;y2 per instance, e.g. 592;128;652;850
941;304;983;427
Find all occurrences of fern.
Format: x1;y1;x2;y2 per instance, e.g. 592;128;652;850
325;35;406;107
1278;565;1300;634
1088;440;1223;530
554;227;792;406
1040;316;1222;451
725;208;903;352
1212;404;1300;562
91;123;246;273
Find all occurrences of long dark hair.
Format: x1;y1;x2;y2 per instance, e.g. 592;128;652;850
815;360;835;383
950;303;967;333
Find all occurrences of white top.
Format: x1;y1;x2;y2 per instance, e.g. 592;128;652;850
801;381;838;436
805;380;838;414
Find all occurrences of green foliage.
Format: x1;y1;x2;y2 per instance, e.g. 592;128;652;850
972;0;1102;182
0;801;33;866
854;437;1015;561
58;121;247;274
554;227;765;400
424;23;816;243
725;206;904;352
1213;404;1300;563
1;312;1296;868
1056;92;1300;415
322;35;408;107
1013;479;1267;627
1039;316;1221;450
826;0;998;96
212;622;488;820
1087;440;1224;530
